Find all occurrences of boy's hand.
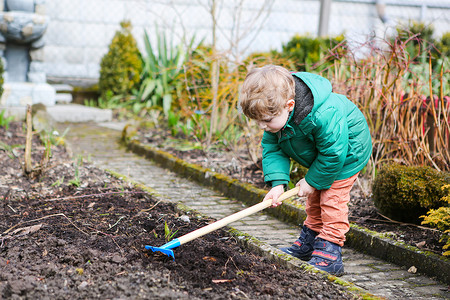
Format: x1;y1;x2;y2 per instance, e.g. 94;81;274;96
264;185;285;207
296;178;315;197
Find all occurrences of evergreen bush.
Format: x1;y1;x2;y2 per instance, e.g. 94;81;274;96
437;31;450;59
421;185;450;256
395;22;450;68
281;34;347;71
99;20;142;100
396;21;436;60
372;163;450;223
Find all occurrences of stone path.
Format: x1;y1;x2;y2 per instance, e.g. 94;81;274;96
60;122;450;300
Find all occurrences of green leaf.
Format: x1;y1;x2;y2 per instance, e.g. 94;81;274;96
162;94;172;115
139;78;157;101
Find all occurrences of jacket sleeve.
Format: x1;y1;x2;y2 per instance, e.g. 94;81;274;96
305;106;349;190
261;131;291;187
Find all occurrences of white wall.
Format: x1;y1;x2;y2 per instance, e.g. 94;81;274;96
39;0;450;85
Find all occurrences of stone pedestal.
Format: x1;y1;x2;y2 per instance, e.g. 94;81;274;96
0;0;55;107
1;82;55;107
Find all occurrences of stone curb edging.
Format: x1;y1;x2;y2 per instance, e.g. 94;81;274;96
122;132;450;286
105;169;378;300
237;235;378;299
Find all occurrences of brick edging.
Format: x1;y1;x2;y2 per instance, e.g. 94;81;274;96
123;136;450;285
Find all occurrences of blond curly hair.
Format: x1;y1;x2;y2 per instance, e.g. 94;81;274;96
239;65;295;121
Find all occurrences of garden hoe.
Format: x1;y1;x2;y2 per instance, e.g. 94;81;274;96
145;186;300;260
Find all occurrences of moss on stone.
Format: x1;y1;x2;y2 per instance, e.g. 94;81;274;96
106;169;160;197
373;163;450;223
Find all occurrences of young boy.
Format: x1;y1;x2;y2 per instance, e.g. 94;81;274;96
239;65;372;276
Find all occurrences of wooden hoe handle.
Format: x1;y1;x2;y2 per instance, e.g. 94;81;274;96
177;186;300;246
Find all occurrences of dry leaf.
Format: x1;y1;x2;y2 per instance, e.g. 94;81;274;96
11;224;43;236
203;256;217;262
415;241;426;248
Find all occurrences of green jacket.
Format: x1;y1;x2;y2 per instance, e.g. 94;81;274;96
261;72;372;190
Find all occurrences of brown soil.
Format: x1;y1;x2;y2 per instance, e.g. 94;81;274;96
0;122;356;299
138;126;446;257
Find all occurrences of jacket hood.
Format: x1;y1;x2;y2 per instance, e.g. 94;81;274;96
292;72;332;113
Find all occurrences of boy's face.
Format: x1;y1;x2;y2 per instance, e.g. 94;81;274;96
257;99;295;133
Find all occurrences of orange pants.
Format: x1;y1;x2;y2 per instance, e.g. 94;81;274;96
303;173;359;247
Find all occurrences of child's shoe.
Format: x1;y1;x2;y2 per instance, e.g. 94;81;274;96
280;226;318;260
308;238;344;276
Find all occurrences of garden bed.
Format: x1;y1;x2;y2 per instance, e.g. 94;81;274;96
0;122;358;299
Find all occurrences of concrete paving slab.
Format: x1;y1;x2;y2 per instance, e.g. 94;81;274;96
48;104;112;122
1;104;112;123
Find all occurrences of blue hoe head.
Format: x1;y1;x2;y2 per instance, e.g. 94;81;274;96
145;245;175;260
145;238;180;260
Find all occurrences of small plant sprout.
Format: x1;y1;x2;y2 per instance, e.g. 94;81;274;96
167;111;181;136
39;135;52;170
51;176;65;187
179;118;193;137
0;109;14;130
39;128;69;148
69;155;83;187
164;221;178;242
0;142;23;159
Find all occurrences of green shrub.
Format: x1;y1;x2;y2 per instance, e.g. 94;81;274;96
395;24;449;97
99;20;142;100
281;34;347;71
240;50;284;68
396;21;435;58
136;27;195;116
439;32;450;58
181;44;228;115
421;185;450;256
373;163;450;223
395;22;449;67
